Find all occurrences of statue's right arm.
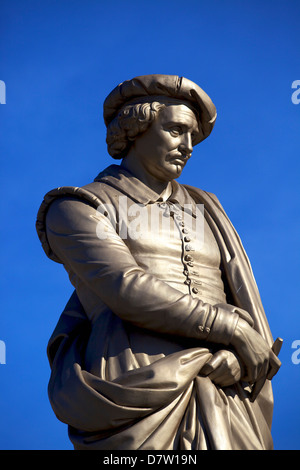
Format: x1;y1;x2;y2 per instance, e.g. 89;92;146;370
46;197;280;384
45;196;239;344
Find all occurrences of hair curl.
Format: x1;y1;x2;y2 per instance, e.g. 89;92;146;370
106;101;166;159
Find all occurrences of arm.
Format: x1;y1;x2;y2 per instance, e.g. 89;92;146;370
46;196;281;387
45;196;239;342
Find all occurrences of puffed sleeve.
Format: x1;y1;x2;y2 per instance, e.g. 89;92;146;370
46;196;239;343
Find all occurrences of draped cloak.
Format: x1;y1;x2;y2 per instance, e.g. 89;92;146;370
36;164;275;450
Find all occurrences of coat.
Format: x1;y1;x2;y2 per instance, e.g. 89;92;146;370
36;164;275;450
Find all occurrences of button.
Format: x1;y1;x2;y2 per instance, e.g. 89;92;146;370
192;287;199;294
184;236;191;242
184;279;191;285
198;325;204;332
185;244;194;251
180;222;185;227
187;262;194;267
205;327;210;333
184;255;193;262
182;228;189;234
169;203;179;212
183;270;189;276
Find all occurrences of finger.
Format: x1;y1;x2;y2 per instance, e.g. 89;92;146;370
207;364;227;381
217;376;240;387
209;367;241;387
201;363;214;376
207;360;241;385
201;353;224;376
208;359;237;379
210;374;235;387
241;365;258;384
250;377;266;402
243;361;267;384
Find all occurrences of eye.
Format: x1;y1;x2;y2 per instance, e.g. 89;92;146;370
169;126;182;137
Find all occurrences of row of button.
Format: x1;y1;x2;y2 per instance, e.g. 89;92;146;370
181;224;201;295
158;202;202;297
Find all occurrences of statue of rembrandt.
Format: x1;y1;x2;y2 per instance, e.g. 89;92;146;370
36;74;282;450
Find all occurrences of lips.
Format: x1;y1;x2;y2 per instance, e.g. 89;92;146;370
168;152;185;161
169;157;186;166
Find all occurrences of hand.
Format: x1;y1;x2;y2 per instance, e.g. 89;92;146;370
230;318;281;384
200;349;242;387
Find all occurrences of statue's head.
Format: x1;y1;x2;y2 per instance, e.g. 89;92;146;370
103;75;217;160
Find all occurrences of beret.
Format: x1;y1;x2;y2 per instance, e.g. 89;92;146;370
103;74;217;145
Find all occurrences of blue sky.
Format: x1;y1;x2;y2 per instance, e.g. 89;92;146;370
0;0;299;450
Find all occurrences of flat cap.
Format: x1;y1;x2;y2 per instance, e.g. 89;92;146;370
103;74;217;145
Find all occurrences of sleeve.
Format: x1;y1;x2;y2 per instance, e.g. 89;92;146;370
45;196;240;344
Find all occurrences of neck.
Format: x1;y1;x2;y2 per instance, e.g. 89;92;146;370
121;155;170;195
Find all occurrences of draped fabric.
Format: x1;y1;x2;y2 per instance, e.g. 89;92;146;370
36;165;275;450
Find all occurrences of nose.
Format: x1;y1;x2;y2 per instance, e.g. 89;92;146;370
179;133;193;157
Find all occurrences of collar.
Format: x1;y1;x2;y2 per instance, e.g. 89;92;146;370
94;164;198;216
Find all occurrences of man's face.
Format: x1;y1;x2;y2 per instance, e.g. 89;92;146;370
131;103;200;183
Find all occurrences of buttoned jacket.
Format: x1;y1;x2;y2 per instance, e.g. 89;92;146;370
36;164;275;450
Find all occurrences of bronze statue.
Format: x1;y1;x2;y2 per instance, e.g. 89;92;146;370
36;75;282;450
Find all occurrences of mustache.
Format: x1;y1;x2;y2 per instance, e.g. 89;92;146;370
167;152;192;162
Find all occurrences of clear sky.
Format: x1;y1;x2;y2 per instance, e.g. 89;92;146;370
0;0;299;450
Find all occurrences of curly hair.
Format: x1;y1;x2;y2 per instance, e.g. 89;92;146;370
106;100;167;159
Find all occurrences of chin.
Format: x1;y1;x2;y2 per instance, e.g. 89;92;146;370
155;163;184;183
161;169;182;181
170;164;184;178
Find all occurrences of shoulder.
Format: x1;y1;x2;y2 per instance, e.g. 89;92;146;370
182;183;222;206
181;183;232;220
36;185;103;262
45;196;92;233
37;185;100;225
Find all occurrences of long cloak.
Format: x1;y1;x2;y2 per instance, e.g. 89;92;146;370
36;167;275;450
